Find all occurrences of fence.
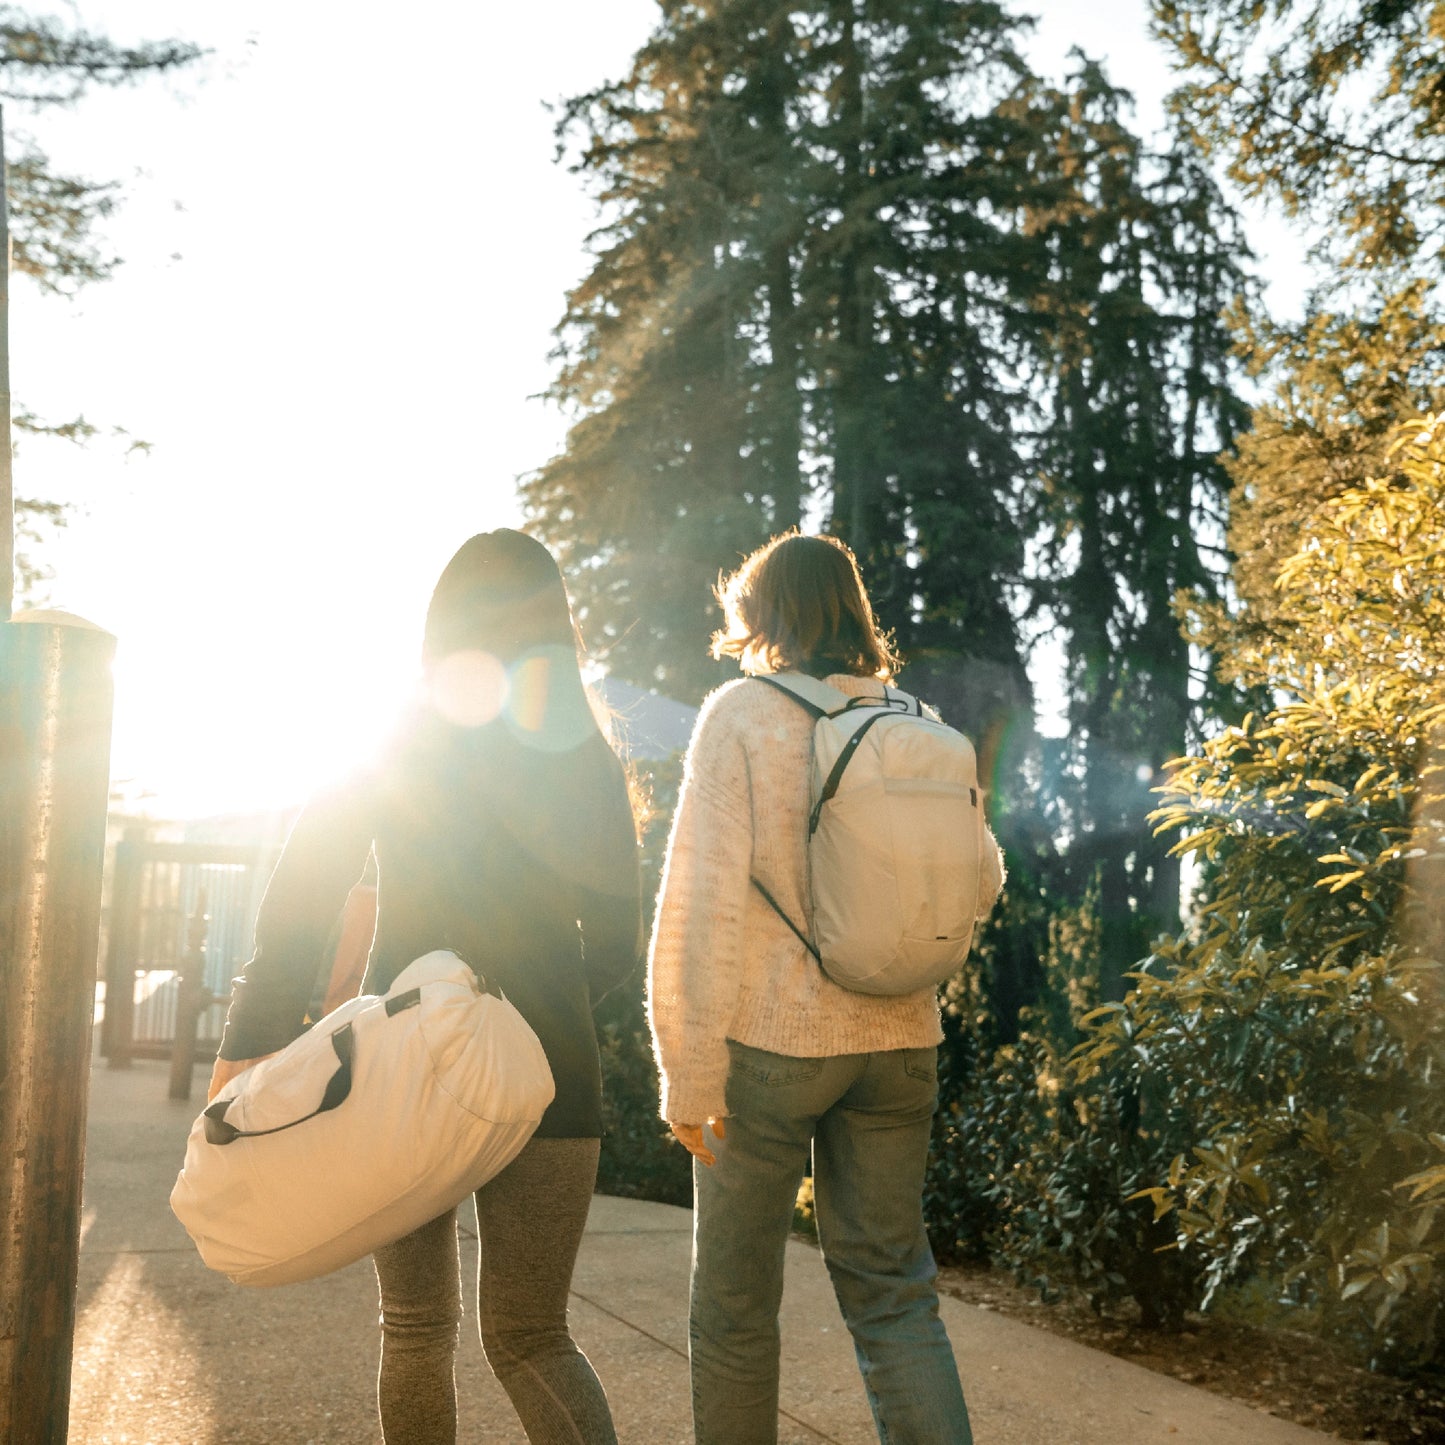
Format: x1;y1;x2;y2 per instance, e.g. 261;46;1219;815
99;840;277;1071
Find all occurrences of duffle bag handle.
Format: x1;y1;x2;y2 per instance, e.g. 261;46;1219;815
202;987;422;1146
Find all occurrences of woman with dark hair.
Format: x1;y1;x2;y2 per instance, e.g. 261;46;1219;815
648;530;1003;1445
210;529;642;1445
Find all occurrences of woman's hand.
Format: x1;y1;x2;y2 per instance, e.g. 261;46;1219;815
671;1118;727;1168
207;1053;274;1102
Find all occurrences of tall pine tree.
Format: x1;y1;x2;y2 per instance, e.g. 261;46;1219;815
526;0;1040;706
1008;61;1249;982
3;10;201;599
530;0;1250;1009
1154;0;1445;273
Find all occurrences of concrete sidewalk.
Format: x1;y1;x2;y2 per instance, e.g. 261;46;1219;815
67;1059;1339;1444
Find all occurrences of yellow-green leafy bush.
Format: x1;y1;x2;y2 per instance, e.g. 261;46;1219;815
1077;416;1445;1364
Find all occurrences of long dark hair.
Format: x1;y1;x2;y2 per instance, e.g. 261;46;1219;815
418;529;603;755
381;529;635;894
423;529;579;665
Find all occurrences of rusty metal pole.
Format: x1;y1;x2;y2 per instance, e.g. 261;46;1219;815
0;615;116;1442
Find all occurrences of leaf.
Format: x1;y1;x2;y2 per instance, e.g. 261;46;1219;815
1127;1187;1176;1223
1398;1164;1445;1200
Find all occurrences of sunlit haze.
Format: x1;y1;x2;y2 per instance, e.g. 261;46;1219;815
19;1;1307;819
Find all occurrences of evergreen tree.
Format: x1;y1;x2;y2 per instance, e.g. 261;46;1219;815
1153;0;1445;274
526;0;1040;704
530;1;1250;1011
3;8;201;600
1000;62;1250;984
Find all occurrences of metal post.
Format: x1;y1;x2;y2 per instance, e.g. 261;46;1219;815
168;886;209;1101
0;614;116;1444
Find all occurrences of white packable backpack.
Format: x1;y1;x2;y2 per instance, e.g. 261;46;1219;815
752;673;986;995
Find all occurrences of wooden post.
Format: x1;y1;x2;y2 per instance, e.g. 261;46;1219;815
100;839;140;1067
0;105;13;623
0;615;116;1443
168;886;209;1101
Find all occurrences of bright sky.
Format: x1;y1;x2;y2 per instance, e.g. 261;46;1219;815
17;0;1306;819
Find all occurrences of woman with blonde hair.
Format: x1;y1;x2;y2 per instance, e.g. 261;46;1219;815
648;530;1003;1445
211;529;642;1445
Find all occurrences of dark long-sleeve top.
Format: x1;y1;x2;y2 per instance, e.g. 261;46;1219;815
219;714;643;1139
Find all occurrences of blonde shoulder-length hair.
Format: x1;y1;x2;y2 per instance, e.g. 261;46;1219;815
710;530;899;681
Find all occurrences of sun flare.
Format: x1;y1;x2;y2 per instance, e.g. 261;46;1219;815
108;638;413;822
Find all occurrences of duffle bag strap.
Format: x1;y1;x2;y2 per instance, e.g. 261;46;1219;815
201;988;422;1146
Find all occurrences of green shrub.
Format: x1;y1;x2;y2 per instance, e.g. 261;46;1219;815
989;1046;1201;1329
1072;417;1445;1367
596;993;693;1205
929;884;1202;1328
925;1025;1039;1266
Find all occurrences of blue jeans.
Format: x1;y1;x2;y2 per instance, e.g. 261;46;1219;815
690;1042;971;1445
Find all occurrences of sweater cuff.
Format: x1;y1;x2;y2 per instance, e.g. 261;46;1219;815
658;1073;730;1127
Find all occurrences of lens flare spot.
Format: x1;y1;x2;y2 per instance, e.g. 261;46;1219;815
502;647;597;752
506;653;552;734
429;650;508;728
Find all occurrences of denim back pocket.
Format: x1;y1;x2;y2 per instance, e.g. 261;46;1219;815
902;1047;938;1084
729;1040;823;1087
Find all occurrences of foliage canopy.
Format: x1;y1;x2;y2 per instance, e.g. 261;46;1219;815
1154;0;1445;274
4;7;201;601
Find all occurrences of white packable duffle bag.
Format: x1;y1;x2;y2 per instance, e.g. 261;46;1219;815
170;949;554;1287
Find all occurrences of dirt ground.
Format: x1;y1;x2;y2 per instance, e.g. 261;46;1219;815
936;1261;1445;1445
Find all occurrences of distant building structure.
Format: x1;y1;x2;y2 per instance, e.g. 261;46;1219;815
182;808;298;851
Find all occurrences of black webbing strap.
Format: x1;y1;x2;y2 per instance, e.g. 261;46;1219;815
385;986;422;1016
751;877;822;966
749;673;921;963
202;1000;388;1145
810;709;892;835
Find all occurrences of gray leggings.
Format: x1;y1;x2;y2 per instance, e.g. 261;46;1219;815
371;1136;617;1445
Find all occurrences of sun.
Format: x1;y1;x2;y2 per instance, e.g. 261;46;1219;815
107;630;417;823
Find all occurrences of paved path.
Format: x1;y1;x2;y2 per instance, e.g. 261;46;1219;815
67;1059;1339;1444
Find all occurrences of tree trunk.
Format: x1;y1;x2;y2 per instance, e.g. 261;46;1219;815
830;2;874;556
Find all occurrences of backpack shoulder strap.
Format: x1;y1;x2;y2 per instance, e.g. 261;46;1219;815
752;672;849;718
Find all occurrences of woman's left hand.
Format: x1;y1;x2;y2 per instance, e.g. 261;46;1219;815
671;1118;727;1167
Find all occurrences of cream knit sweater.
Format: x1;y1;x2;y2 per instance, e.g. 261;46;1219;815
647;672;1005;1125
